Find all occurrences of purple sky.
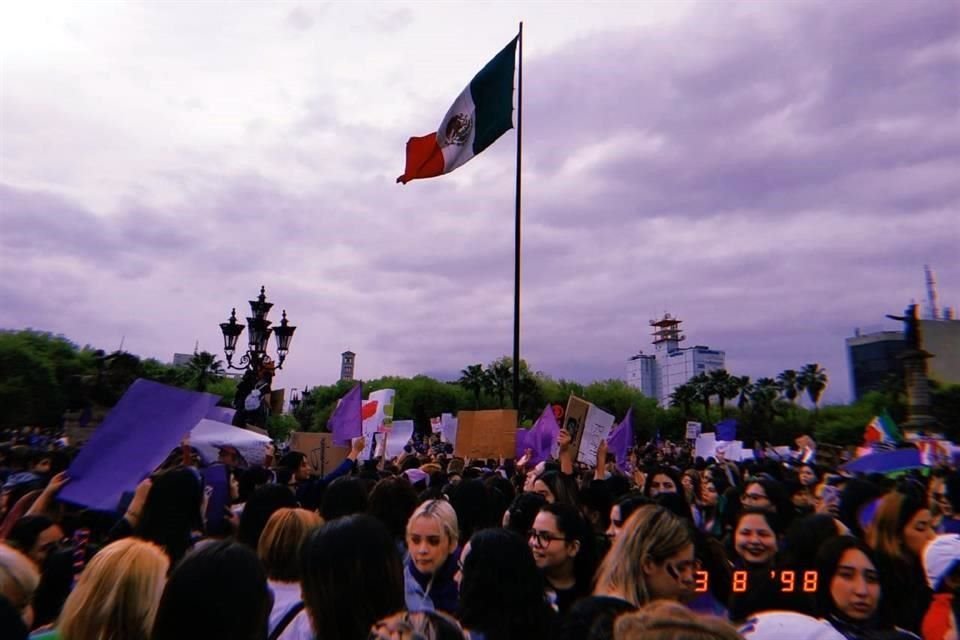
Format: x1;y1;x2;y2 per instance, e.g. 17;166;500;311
2;1;958;405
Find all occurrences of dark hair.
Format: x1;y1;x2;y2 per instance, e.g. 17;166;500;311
6;515;56;555
277;451;306;471
539;503;598;595
320;476;369;522
449;478;497;543
367;476;418;541
733;506;782;536
136;467;203;566
534;470;579;506
459;529;555;640
744;477;793;523
782;514;841;573
236;466;274;503
944;471;960;513
504;492;547;537
237;484;298;549
300;515;404;640
614;493;653;523
152;540;272;640
815;536;882;623
837;478;886;539
643;467;682;497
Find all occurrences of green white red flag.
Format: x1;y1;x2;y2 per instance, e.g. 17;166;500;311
397;36;518;184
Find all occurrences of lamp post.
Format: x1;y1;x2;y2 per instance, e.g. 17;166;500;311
219;287;296;428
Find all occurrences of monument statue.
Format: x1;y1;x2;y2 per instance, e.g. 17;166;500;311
886;303;921;351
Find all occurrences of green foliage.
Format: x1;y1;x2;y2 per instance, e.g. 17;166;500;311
205;377;239;406
266;413;300;441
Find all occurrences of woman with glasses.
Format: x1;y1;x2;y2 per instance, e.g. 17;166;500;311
404;499;460;615
560;505;696;640
528;503;597;615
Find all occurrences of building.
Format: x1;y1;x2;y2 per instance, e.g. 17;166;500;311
172;353;193;367
625;314;726;407
340;351;356;381
845;318;960;401
845;330;907;401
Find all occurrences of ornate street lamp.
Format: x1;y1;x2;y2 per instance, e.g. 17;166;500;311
219;286;297;371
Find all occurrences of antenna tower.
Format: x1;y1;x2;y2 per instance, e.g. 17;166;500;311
924;265;940;320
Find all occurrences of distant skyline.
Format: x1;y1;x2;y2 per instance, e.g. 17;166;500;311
2;1;958;405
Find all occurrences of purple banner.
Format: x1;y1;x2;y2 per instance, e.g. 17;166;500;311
329;384;362;445
59;379;220;511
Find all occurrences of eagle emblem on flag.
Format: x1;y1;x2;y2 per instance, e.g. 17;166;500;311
439;113;472;147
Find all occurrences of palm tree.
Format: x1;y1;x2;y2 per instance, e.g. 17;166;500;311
708;369;735;418
798;363;828;411
458;364;487;409
690;373;714;423
486;361;512;408
750;377;781;441
670;383;697;419
186;351;225;392
777;369;800;404
733;375;752;412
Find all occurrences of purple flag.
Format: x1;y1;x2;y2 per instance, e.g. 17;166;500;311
329;384;362;445
515;427;532;459
716;418;738;442
526;404;560;465
59;379;220;511
607;408;634;471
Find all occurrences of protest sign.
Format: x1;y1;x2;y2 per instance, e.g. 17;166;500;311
360;389;396;459
576;404;616;466
60;379;219;511
685;421;702;440
694;433;717;460
269;388;285;416
455;410;517;458
430;416;443;433
205;405;236;425
386;420;415;458
440;413;458;446
289;431;350;476
558;395;591;459
189;419;272;466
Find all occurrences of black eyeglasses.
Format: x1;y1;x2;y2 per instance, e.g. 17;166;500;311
528;529;568;547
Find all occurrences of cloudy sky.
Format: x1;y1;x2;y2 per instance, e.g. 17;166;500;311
2;0;958;405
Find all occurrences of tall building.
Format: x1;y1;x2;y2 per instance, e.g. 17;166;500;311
625;314;726;406
845;318;960;401
340;350;356;381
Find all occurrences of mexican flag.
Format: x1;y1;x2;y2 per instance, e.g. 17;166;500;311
863;412;901;446
397;36;518;184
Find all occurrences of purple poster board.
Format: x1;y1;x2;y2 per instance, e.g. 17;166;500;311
59;379;220;511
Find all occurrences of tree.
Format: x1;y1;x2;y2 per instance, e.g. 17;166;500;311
749;377;782;442
184;351;225;392
734;375;752;411
670;384;697;419
708;369;736;418
458;364;487;409
689;373;714;424
799;363;828;411
486;359;512;408
777;369;800;404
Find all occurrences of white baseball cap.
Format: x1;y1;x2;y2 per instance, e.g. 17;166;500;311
739;612;846;640
923;534;960;590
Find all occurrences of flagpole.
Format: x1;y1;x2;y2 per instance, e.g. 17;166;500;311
512;22;523;412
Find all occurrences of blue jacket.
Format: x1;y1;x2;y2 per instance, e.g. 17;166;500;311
403;549;460;615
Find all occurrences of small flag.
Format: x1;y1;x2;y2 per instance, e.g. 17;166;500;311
864;412;900;448
523;404;560;465
397;36;518;184
715;418;738;442
328;384;362;445
606;408;634;471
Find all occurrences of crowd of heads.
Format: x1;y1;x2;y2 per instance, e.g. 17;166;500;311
1;425;959;640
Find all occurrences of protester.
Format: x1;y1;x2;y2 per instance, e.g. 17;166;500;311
369;610;467;640
605;493;650;542
5;516;64;569
152;540;272;640
237;484;299;549
258;508;321;640
922;534;960;640
38;538;169;640
404;499;460;615
868;488;935;633
529;502;597;615
457;528;556;640
0;543;39;631
300;514;404;640
614;600;743;640
563;504;696;640
728;507;785;622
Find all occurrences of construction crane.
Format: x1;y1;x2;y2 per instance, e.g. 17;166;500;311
924;265;940;320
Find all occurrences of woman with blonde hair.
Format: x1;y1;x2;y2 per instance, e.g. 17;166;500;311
559;505;696;640
258;508;321;640
0;542;39;633
53;538;168;640
404;499;460;615
614;600;742;640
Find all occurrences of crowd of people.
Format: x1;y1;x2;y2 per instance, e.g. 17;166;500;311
0;424;958;640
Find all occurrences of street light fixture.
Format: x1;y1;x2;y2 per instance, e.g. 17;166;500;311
219;286;296;371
